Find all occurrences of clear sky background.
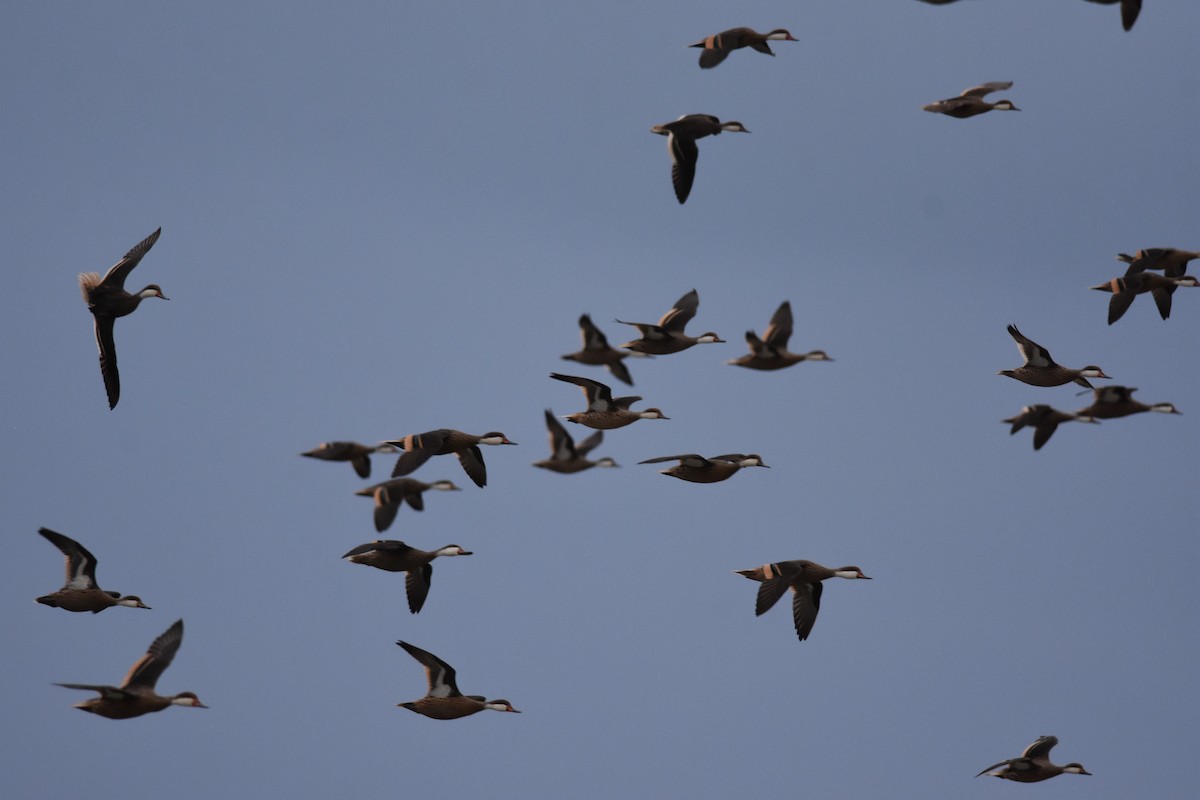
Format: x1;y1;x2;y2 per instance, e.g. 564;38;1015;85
2;1;1197;798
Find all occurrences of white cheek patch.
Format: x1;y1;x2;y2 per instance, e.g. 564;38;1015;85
834;570;859;579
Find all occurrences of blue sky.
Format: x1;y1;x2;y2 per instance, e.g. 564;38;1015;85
2;2;1197;798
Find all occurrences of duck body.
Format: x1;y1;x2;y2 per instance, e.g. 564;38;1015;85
998;325;1109;389
354;478;461;532
35;527;150;614
977;735;1091;782
561;314;645;386
923;82;1019;118
302;441;394;479
385;429;516;488
549;373;668;430
1075;385;1180;419
78;227;168;409
617;289;723;355
533;409;619;473
689;27;797;69
56;619;207;719
1003;405;1098;450
650;116;750;204
727;301;832;370
1092;270;1198;324
735;560;870;641
395;641;520;720
639;453;767;483
343;541;472;613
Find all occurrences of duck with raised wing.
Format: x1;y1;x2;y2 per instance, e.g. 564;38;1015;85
1003;405;1098;451
977;735;1091;782
533;409;619;474
650;116;750;204
355;478;462;532
1083;0;1141;31
301;441;397;479
549;373;668;430
385;429;516;488
689;28;797;69
639;453;768;483
78;227;168;409
1117;247;1200;277
735;560;870;641
923;82;1019;118
55;619;206;719
998;325;1110;389
727;301;832;370
560;313;647;386
617;289;723;355
1091;271;1198;324
35;527;150;613
1075;385;1180;419
395;641;520;720
343;541;472;614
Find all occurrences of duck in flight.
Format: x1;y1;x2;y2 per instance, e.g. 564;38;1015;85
78;227;168;409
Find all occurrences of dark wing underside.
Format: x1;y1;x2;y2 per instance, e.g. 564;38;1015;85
94;316;121;409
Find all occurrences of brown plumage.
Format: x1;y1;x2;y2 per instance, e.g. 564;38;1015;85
649;117;750;204
55;619;207;719
977;735;1091;782
354;478;461;532
78;227;168;409
727;301;833;370
35;527;150;614
561;313;645;386
549;373;668;430
923;82;1019;118
395;641;520;720
735;560;870;641
385;429;517;488
343;541;472;614
639;453;767;483
533;409;619;473
301;441;395;479
998;325;1110;389
1075;386;1181;419
616;289;724;354
1003;405;1098;451
689;27;797;69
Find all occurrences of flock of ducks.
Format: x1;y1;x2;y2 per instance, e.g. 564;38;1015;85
46;0;1173;781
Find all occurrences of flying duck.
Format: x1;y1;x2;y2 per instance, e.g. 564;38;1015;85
354;478;462;532
977;735;1091;782
616;289;723;355
923;82;1019;118
55;619;207;719
727;301;832;370
1075;385;1180;419
650;115;750;204
395;641;520;720
639;453;768;483
735;560;870;641
78;227;168;409
560;313;648;386
1003;405;1098;450
343;541;472;614
533;409;619;473
301;441;397;479
385;429;516;488
689;28;797;69
998;325;1110;389
549;373;668;430
35;527;150;613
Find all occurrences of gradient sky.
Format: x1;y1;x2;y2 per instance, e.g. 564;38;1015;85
2;2;1197;798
